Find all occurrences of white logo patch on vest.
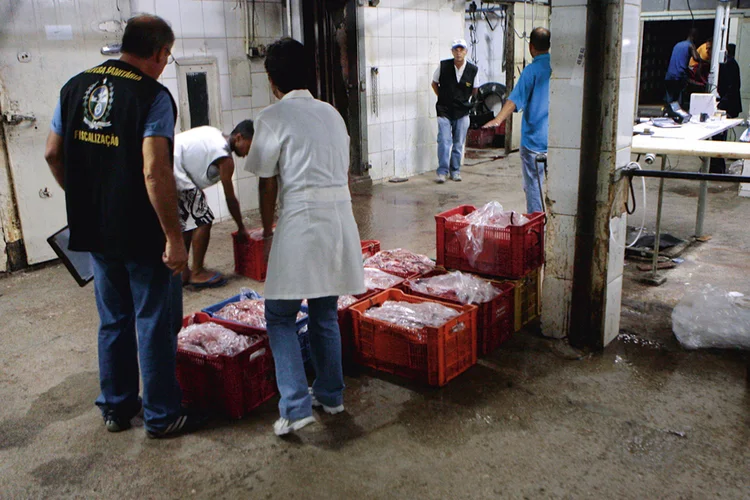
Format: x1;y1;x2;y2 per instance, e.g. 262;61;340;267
82;78;114;130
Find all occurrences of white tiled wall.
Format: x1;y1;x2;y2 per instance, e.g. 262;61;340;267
364;2;464;181
133;0;285;222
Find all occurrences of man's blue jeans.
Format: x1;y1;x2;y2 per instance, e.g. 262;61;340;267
265;296;344;420
437;115;470;176
520;146;546;214
91;252;183;432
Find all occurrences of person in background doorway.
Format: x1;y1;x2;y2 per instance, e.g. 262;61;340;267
245;38;365;437
689;39;712;86
431;38;478;183
44;14;205;438
483;27;551;214
665;29;705;106
174;121;254;288
710;43;742;174
718;43;742;119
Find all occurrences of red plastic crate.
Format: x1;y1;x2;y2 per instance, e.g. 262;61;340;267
350;289;478;386
176;313;277;419
435;205;545;279
361;240;381;260
338;291;378;369
232;230;267;281
404;270;516;356
467;123;506;149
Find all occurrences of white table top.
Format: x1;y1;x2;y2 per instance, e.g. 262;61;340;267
631;136;750;159
633;118;742;141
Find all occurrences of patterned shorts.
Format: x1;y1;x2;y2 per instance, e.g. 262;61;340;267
178;188;215;232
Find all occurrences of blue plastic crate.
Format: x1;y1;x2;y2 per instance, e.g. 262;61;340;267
202;290;311;364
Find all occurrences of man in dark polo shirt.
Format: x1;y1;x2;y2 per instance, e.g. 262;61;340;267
44;14;205;438
431;39;478;183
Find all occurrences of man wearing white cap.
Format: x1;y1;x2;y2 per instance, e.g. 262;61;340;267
431;38;478;183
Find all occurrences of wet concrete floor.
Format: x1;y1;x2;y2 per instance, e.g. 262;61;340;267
1;152;749;499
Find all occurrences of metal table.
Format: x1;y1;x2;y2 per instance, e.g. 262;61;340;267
630;118;748;283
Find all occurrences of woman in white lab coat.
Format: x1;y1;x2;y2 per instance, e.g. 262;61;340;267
245;38;366;436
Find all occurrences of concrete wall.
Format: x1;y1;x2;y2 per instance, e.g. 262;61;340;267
363;1;464;181
543;0;641;344
132;0;286;224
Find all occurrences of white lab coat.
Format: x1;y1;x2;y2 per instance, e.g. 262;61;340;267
245;89;365;300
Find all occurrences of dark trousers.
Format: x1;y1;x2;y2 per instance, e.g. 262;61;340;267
665;79;687;106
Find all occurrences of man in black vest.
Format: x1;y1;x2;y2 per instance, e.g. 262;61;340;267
44;14;205;438
432;39;478;183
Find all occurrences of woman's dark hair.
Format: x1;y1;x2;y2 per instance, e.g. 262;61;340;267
121;15;175;59
264;38;309;94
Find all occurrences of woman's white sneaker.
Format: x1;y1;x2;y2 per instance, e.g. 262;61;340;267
273;416;316;436
309;387;345;415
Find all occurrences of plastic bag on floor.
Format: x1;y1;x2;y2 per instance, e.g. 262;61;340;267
672;285;750;350
407;271;501;305
728;159;744;175
455;202;529;266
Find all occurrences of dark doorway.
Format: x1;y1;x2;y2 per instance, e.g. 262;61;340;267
302;0;366;178
639;19;714;106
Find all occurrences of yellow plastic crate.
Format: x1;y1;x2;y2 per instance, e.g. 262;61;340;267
502;268;542;332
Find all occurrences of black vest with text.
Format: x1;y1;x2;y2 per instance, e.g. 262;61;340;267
436;59;478;120
59;59;177;257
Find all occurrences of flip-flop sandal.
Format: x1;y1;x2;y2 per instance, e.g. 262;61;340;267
188;272;228;289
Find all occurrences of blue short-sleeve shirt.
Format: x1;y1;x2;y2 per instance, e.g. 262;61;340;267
665;40;692;82
508;53;551;153
50;90;174;139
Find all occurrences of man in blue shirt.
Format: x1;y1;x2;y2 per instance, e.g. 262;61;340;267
665;29;704;106
484;27;551;214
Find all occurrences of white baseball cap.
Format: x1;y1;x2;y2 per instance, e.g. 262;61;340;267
451;39;467;49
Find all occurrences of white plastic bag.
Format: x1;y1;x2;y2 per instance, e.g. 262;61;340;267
672;285;750;350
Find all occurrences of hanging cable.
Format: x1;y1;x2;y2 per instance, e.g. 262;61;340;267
610;162;648;250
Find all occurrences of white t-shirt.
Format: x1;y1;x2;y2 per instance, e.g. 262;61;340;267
433;60;467;83
244;89;365;300
173;126;230;191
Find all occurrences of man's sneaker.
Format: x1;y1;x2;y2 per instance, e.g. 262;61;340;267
435;174;447;184
309;387;345;415
146;413;208;439
273;416;316;436
451;173;462;182
103;410;133;433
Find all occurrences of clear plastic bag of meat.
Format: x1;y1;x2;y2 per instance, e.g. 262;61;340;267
215;288;305;329
363;267;404;290
364;248;435;277
408;271;501;305
216;297;267;329
338;295;359;310
363;300;460;340
455;202;529;266
178;322;259;357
